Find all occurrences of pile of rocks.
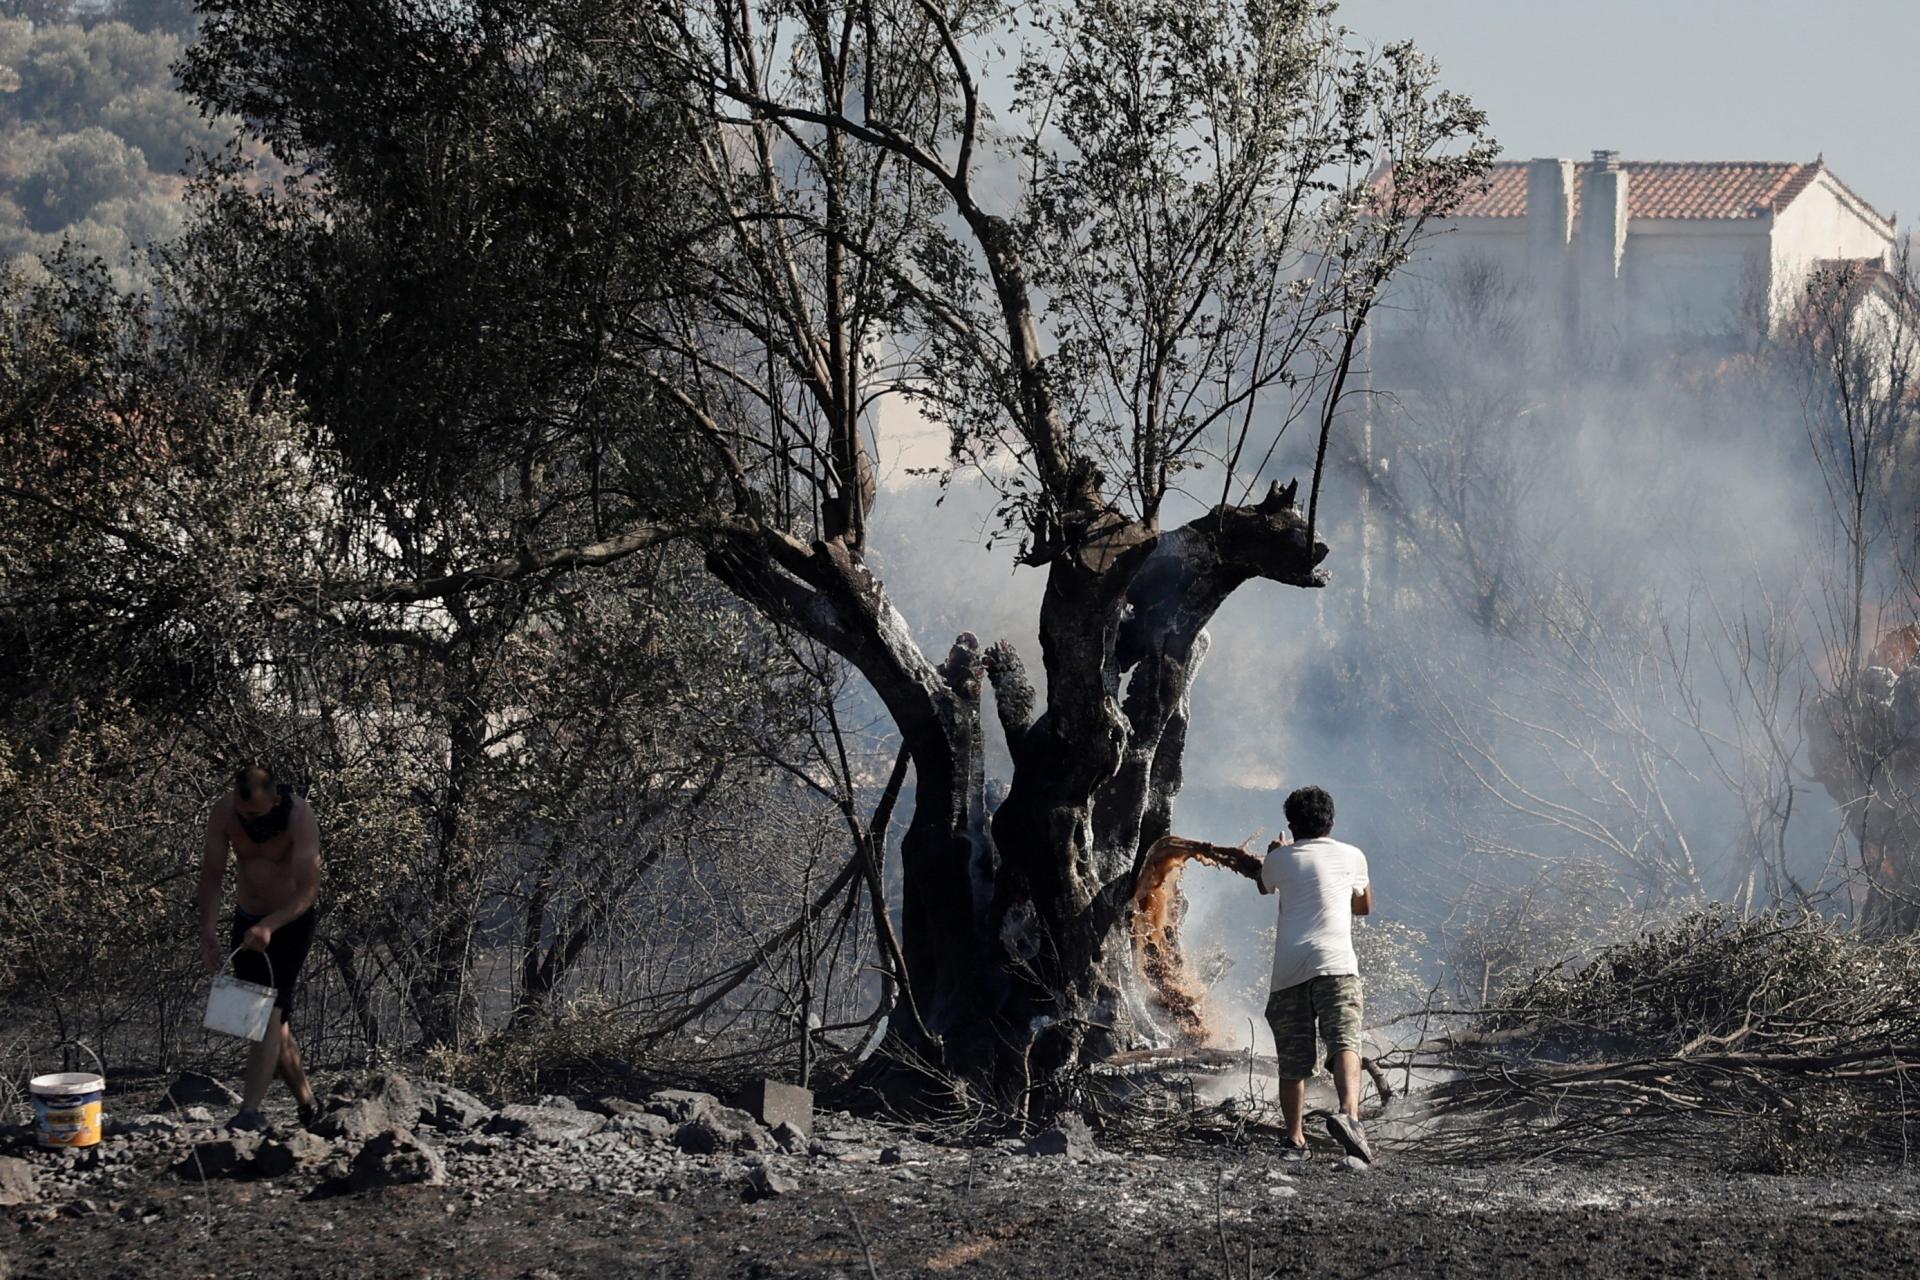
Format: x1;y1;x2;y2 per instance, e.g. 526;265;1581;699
6;1067;1118;1228
163;1072;836;1198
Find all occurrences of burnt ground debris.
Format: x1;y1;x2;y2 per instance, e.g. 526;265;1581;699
3;1072;1919;1278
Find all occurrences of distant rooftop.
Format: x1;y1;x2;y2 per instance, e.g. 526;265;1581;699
1380;157;1890;230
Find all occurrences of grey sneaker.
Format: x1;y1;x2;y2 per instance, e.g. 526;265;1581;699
226;1108;268;1133
1325;1113;1372;1164
1279;1140;1310;1163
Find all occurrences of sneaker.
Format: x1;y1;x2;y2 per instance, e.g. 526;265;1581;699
1279;1140;1310;1163
226;1108;268;1134
1325;1113;1372;1164
297;1100;322;1130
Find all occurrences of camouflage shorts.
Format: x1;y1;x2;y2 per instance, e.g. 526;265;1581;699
1265;974;1364;1080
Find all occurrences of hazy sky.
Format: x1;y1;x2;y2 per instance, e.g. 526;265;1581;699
1343;0;1919;232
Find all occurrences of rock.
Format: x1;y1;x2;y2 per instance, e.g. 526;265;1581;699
0;1156;36;1206
311;1072;425;1140
454;1135;500;1155
588;1096;649;1118
418;1083;493;1134
771;1121;808;1154
172;1136;261;1181
309;1099;390;1143
642;1090;725;1125
163;1072;238;1110
744;1165;797;1201
734;1122;777;1153
180;1106;216;1125
105;1113;180;1138
603;1112;674;1142
485;1105;605;1143
532;1094;579;1111
58;1198;98;1218
734;1080;814;1138
1333;1155;1370;1173
334;1073;419;1117
1020;1113;1096;1158
349;1129;446;1192
252;1131;333;1178
672;1118;733;1156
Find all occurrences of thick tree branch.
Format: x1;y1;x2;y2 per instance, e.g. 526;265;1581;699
283;522;699;605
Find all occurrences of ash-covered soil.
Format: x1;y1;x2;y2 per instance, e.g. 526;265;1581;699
4;1071;1918;1279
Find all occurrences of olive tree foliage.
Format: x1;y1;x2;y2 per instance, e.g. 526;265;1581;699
0;260;830;1061
177;3;850;1049
178;0;1489;1098
0;67;821;1074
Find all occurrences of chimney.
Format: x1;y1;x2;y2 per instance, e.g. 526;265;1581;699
1578;150;1630;353
1524;158;1575;338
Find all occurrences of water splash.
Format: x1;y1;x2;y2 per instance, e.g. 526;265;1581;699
1129;835;1265;1045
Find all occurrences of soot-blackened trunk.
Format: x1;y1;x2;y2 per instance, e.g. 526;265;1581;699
714;486;1323;1109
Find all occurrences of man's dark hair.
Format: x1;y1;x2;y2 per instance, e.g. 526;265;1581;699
233;759;275;801
1283;786;1335;840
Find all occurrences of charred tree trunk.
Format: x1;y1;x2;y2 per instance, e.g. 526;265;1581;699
705;484;1323;1109
413;632;495;1048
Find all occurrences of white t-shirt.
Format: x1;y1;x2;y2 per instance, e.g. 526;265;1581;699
1261;837;1371;992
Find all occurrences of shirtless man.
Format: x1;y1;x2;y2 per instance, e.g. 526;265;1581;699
196;761;322;1131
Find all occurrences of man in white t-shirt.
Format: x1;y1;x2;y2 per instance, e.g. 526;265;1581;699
1260;785;1373;1163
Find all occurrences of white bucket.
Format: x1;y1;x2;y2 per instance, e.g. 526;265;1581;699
31;1069;105;1150
204;948;278;1042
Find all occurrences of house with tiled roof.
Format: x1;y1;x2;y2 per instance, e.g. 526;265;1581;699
1377;150;1898;354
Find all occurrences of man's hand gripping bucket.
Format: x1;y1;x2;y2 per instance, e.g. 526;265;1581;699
204;948;277;1042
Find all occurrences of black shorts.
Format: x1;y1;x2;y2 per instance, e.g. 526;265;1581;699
230;907;316;1018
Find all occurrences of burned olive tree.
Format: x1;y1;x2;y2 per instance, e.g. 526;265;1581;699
184;0;1489;1100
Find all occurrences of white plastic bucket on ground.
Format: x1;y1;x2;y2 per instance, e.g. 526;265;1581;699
31;1070;105;1149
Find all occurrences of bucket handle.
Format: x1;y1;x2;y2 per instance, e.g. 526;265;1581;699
25;1038;104;1085
222;946;277;992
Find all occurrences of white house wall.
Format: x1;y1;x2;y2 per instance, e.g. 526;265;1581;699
1621;224;1771;340
1769;174;1895;319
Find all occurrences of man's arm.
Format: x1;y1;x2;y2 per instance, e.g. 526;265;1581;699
1260;835;1289;896
1351;885;1374;917
197;803;230;972
245;803;321;947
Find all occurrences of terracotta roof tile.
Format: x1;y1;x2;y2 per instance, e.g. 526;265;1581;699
1412;159;1842;222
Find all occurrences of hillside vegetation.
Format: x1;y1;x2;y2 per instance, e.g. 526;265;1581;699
0;2;213;284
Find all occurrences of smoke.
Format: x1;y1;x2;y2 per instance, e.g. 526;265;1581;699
861;237;1914;1056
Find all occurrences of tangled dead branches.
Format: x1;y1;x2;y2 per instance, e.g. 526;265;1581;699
1381;907;1920;1168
